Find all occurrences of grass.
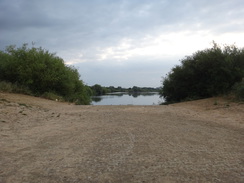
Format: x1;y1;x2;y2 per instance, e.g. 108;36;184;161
18;103;29;107
41;92;64;101
0;98;10;103
0;81;32;95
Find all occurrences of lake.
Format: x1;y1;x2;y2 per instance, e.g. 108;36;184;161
91;92;163;105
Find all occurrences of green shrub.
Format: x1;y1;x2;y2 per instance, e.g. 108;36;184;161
160;42;244;103
0;44;91;104
232;80;244;101
0;81;32;94
0;81;13;92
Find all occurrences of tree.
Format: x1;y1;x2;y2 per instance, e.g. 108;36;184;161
160;42;244;103
91;84;107;96
0;44;91;104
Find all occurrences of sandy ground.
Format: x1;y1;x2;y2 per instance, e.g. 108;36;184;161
0;92;243;183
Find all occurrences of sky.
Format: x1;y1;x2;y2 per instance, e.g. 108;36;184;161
0;0;244;87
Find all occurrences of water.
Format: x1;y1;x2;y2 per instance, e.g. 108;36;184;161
91;92;163;105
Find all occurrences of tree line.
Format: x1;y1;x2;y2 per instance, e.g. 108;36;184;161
89;84;159;96
160;42;244;103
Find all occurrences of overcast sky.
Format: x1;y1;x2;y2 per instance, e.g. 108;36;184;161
1;0;244;87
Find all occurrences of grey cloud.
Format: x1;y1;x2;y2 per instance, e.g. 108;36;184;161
1;0;242;48
0;1;56;30
0;0;243;87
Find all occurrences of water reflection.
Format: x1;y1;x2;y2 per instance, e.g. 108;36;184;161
91;92;163;105
92;97;102;102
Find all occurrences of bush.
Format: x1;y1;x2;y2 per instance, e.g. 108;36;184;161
0;81;32;94
0;81;13;92
160;42;244;103
0;44;91;104
232;80;244;101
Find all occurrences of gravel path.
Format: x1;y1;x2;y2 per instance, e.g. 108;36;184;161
0;93;243;183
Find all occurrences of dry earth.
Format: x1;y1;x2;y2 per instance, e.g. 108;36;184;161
0;92;243;183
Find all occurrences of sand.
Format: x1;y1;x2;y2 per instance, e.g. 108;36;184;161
0;92;243;183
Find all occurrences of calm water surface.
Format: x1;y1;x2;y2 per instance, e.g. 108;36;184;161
91;92;163;105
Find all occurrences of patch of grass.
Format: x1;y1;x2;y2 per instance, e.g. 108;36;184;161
0;98;10;103
232;80;244;102
18;103;31;108
0;81;32;95
18;103;28;107
41;92;64;101
0;81;13;92
213;100;218;105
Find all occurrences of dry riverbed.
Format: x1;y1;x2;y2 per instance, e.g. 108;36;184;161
0;93;243;183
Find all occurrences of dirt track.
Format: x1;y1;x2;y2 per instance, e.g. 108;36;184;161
0;93;243;183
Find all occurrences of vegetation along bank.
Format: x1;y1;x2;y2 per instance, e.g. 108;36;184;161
0;42;243;104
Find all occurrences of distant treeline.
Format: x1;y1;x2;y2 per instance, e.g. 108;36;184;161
160;42;244;103
90;84;160;96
